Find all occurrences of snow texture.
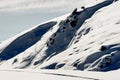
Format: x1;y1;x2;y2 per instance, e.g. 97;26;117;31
0;0;120;73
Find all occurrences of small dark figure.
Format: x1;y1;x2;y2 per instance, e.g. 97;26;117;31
50;39;55;45
12;58;18;64
111;53;114;56
73;63;78;67
100;45;107;51
65;19;70;23
46;43;49;46
70;20;78;27
49;38;52;41
62;26;66;29
81;6;86;11
46;38;55;46
72;8;77;15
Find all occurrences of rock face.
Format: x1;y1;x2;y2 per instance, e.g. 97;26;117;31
0;0;120;72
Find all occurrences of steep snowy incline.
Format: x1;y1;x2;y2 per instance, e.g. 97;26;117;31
0;0;120;72
37;0;120;71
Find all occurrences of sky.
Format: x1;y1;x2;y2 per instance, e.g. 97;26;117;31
0;0;85;12
0;0;101;41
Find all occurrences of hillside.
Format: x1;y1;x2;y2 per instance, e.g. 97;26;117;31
0;0;120;73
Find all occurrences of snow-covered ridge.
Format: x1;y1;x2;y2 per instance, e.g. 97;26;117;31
0;0;120;72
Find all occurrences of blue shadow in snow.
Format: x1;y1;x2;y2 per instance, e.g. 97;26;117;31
0;21;57;61
42;0;114;69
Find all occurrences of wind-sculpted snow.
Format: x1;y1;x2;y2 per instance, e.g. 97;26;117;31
0;21;57;61
34;0;115;69
0;0;120;72
85;44;120;71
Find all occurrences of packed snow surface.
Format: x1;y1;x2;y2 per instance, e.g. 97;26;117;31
0;69;120;80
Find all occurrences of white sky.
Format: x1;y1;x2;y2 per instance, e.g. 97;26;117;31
0;0;104;41
0;0;85;12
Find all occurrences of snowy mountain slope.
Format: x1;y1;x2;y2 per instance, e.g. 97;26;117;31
0;0;120;73
0;69;120;80
0;21;57;61
42;0;120;71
